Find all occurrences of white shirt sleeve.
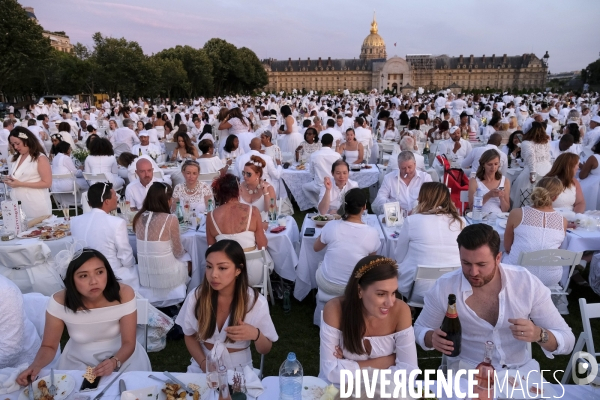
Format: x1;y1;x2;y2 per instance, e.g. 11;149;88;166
372;174;394;214
246;293;279;342
413;283;447;351
175;290;199;336
115;218;135;268
394;216;410;263
319;322;361;385
0;281;26;364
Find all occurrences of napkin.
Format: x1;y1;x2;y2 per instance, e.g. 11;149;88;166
227;366;264;398
0;363;27;394
27;215;54;228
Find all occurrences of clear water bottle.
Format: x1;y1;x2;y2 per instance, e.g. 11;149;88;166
472;188;483;224
283;289;291;314
279;352;303;400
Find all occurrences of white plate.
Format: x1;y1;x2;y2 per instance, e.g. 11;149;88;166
301;376;328;400
156;373;209;400
497;219;507;229
18;374;76;400
311;215;340;227
497;212;510;219
121;386;159;400
495;369;556;399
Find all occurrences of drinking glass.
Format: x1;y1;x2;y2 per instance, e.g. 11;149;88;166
205;355;219;399
232;366;246;394
61;205;70;222
183;201;190;223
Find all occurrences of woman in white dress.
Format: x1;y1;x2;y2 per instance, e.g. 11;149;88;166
172;160;214;213
277;105;303;153
239;156;276;213
382;118;399;141
318;159;358;215
17;249;151;385
546;153;585;213
468;149;511;215
510;122;551;208
51;141;89;194
336;128;364;164
218;108;251;153
314;189;381;297
206;174;271;287
214;108;230;156
171;132;199;160
260;131;282;164
197;139;230;175
579;141;600;209
133;183;190;307
6;127;52;220
176;240;278;370
222;134;245;160
503;177;567;287
57;122;76;149
84;138;125;190
320;256;418;386
394;182;464;301
295;127;321;162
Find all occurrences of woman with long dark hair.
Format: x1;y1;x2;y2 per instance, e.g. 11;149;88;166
319;255;418;385
6;127;52;219
546;153;585;212
222;134;244;159
133;182;190;306
171;132;199;160
277;105;303;153
502;130;523;159
17;248;151;385
176;240;278;370
85;137;124;190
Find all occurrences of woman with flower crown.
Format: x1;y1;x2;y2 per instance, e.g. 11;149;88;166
239;155;276;213
16;247;151;386
319;255;419;387
6;127;52;220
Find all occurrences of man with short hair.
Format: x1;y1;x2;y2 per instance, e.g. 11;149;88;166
583;116;600;148
415;224;575;374
302;134;342;207
318;118;343;143
125;158;155;210
353;117;373;156
70;182;138;289
550;133;579;159
436;126;473;165
372;150;432;213
131;132;161;158
111;118;140;150
234;137;282;188
461;133;508;175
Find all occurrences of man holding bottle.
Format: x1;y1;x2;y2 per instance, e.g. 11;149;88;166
414;224;575;374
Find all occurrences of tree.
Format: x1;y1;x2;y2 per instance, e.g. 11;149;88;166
203;38;243;95
237;47;268;93
156;45;213;97
0;0;52;97
582;59;600;86
146;56;188;99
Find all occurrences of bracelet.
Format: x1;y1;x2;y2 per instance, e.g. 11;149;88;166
255;328;261;341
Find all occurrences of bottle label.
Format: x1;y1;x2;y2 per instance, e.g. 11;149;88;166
445;311;458;318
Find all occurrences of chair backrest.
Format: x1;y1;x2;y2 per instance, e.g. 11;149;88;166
153;170;165;180
460;190;469;214
244;249;267;262
81;191;91;213
518;249;582;268
113;142;131;156
82;172;109;182
425;168;439;182
136;298;149;325
198;172;219;183
414;265;460;281
51;173;75;181
580;298;600;357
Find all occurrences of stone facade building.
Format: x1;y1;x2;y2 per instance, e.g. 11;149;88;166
262;15;549;93
24;6;74;53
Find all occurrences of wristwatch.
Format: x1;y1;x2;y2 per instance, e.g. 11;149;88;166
110;356;121;371
537;327;549;344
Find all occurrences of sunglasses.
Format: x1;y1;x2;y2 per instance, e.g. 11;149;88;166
242;172;253;178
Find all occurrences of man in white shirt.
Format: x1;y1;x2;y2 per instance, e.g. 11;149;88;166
583;116;600;148
460;133;507;175
550;134;580;159
302;134;342;207
436;126;472;165
131;132;161;158
125;158;155;210
372;151;432;213
434;94;447;114
234;137;282;188
415;224;575;372
451;93;467;120
143;122;160;144
111;118;140;151
353;117;373;154
387;136;425;174
70;182;139;290
318;119;343;143
333;115;346;134
0;120;13;159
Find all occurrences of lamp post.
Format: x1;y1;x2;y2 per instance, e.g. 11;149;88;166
381;74;384;91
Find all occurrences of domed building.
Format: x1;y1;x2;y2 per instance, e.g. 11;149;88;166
262;17;548;93
360;14;387;60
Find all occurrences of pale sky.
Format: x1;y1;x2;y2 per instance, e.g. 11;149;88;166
23;0;600;73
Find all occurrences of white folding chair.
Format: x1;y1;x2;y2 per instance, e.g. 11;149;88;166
561;298;600;384
23;293;62;368
245;249;274;305
460;190;469;215
50;173;80;216
517;249;583;296
82;172;110;185
406;265;460;308
136;298;149;351
198;172;219;184
153;169;165;181
113;142;132;156
426;168;440;182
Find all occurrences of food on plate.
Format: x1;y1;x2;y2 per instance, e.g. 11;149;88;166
313;215;330;221
295;164;306;170
24;380;54;400
83;366;96;384
23;229;42;238
319;384;339;400
162;383;186;400
55;224;70;230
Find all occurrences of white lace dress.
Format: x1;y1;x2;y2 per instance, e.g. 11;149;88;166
135;212;189;307
510;140;551;207
502;207;565;287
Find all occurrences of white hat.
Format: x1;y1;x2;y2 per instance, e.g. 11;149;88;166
591;116;600;124
269;115;277;120
549;109;558;118
519;105;528;112
449;126;460;134
139;131;149;137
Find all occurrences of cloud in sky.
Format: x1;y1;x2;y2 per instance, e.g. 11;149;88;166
23;0;600;73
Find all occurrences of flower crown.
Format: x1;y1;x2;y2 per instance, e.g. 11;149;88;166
354;257;398;279
18;132;28;140
251;161;262;167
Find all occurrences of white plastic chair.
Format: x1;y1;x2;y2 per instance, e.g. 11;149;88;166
460;190;469;215
517;249;583;296
82;172;109;185
22;293;62;368
561;298;600;384
245;249;274;305
153;169;165;181
136;298;149;351
50;173;80;216
425;168;440;182
198;172;219;184
113;142;132;156
406;265;460;308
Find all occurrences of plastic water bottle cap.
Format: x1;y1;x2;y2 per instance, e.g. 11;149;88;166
287;352;296;361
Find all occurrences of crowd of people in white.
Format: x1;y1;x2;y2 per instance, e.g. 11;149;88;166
1;88;599;395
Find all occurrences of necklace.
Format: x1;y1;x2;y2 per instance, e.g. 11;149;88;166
245;182;259;195
184;184;197;194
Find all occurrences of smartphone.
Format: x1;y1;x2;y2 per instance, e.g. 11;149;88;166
304;227;316;237
498;186;504;191
79;377;101;392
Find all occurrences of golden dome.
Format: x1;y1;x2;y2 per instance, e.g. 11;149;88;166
360;12;386;60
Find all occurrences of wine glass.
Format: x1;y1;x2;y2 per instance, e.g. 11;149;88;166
61;205;70;223
205;355;219;399
232;366;246;395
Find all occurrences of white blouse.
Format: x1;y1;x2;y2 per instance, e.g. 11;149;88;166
319;320;419;386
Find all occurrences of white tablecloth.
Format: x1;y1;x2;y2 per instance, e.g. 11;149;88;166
377;213;402;258
294;214;385;301
281;165;380;211
130;215;300;291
